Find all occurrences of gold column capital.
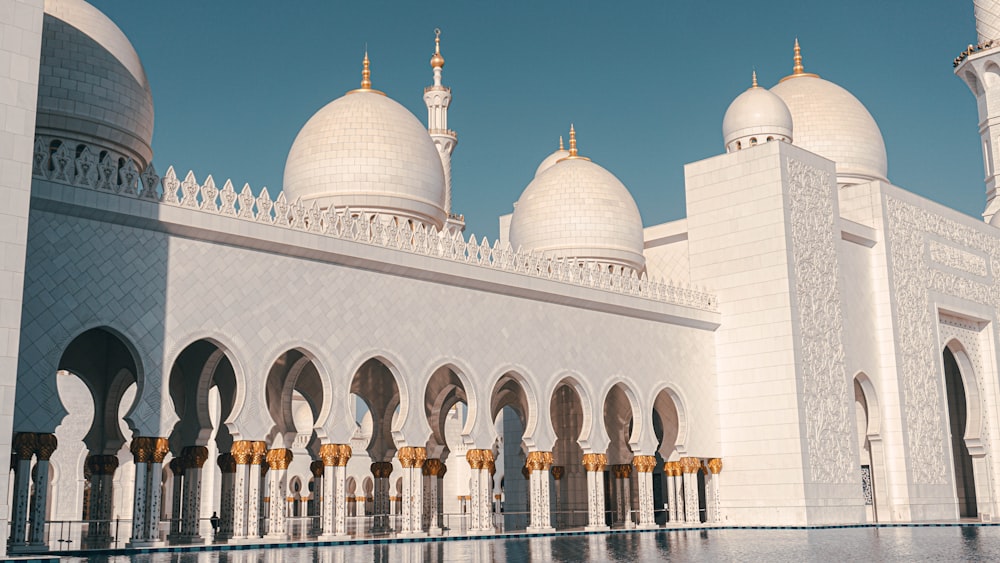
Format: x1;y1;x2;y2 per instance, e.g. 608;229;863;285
266;448;293;470
526;451;552;471
708;458;723;474
13;432;36;461
152;438;170;463
86;454;119;476
182;445;210;469
633;455;657;473
130;437;153;463
34;433;58;461
310;459;324;477
398;446;427;468
169;457;186;475
250;441;267;465
217;453;236;474
231;440;253;465
551;466;564;480
582;453;607;472
679;457;701;474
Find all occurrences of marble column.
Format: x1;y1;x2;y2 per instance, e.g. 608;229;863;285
482;455;495;532
680;457;700;523
146;438;170;543
663;462;676;523
371;461;393;533
398;447;427;537
582;453;608;531
85;454;119;544
179;446;209;542
167;458;185;538
550;466;564;529
217;453;236;539
247;442;267;538
309;460;323;535
633;455;657;529
423;459;444;535
26;433;56;548
265;448;293;539
708;458;723;523
228;441;252;541
466;449;495;532
127;437;151;546
526;451;553;532
613;464;634;528
318;444;345;539
9;433;35;546
335;445;352;537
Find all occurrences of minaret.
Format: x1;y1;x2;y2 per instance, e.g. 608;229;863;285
423;29;460;227
955;1;1000;222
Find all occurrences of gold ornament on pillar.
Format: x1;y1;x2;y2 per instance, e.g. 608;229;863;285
130;437;153;463
679;457;700;474
526;451;552;471
422;458;443;477
336;444;352;466
633;455;657;473
319;443;339;467
183;446;210;469
371;461;393;478
152;438;170;463
13;432;36;461
231;440;253;465
251;441;267;465
34;433;58;461
86;454;119;476
398;446;427;468
217;453;237;474
708;458;723;474
266;448;293;470
582;453;608;472
551;466;564;480
663;461;680;476
466;450;481;470
310;460;324;478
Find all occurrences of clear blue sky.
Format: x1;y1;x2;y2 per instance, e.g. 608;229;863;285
88;0;982;241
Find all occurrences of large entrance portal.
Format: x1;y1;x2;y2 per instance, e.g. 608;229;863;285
943;347;977;518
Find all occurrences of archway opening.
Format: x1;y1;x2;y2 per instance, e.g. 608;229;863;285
550;381;586;529
652;389;681;525
491;373;530;531
424;365;469;529
603;383;636;528
350;358;401;532
944;347;977;518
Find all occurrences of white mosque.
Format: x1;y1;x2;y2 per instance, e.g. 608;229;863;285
5;0;1000;553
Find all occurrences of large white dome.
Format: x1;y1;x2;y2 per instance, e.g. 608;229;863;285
771;74;887;185
38;0;154;168
509;157;645;273
283;89;447;227
722;81;793;152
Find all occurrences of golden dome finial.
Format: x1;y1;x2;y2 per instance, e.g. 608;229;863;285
793;38;804;75
559;136;564;151
752;70;758;88
557;124;590;162
779;38;819;82
431;28;445;69
361;50;372;89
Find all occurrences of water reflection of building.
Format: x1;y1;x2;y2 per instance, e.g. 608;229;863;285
5;0;1000;555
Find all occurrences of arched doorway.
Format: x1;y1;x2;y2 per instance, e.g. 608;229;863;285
943;346;977;518
602;383;636;528
349;358;401;533
651;388;682;524
424;365;470;533
550;379;587;529
491;373;531;531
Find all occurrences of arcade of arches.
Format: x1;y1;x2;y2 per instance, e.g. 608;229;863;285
6;330;724;548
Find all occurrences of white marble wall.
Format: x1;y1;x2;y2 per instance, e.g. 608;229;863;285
0;0;43;555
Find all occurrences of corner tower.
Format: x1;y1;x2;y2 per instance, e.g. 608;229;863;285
955;1;1000;223
423;29;462;230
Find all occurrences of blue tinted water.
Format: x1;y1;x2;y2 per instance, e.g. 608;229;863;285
63;526;1000;562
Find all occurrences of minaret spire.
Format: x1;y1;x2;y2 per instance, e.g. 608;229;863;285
751;70;758;88
558;124;590;162
424;28;460;230
348;49;384;95
956;1;1000;222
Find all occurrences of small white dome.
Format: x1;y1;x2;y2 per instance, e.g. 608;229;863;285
509;157;645;273
38;0;154;168
534;148;570;178
722;84;792;152
771;74;887;185
283;90;447;227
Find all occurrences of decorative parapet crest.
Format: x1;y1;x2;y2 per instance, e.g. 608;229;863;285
31;136;718;313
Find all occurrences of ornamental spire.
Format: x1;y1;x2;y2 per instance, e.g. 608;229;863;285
752;70;758;88
557;124;590;162
780;38;819;82
361;50;371;89
559;136;564;151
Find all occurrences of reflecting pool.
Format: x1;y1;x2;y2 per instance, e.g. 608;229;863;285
62;526;1000;562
